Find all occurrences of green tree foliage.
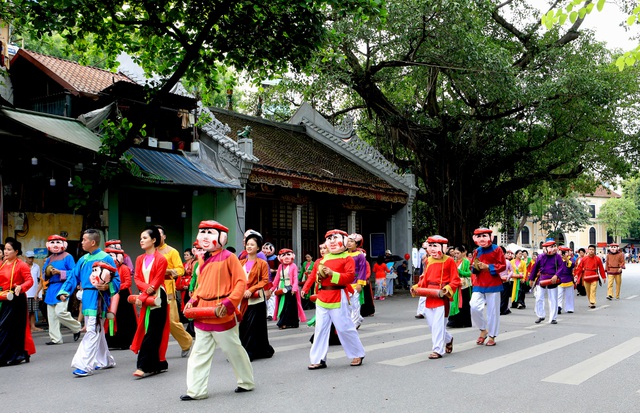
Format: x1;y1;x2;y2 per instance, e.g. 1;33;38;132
541;0;640;70
10;30;115;69
533;196;592;240
621;176;640;238
275;0;640;246
598;197;640;240
10;0;382;150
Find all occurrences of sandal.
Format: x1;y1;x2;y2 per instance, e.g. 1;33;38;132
476;330;488;345
428;352;442;359
485;337;496;347
308;361;327;370
445;338;453;354
133;369;145;378
350;356;365;367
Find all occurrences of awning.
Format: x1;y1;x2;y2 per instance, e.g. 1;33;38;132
125;147;240;189
1;107;102;152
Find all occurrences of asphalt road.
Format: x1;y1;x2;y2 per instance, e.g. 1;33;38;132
4;264;640;413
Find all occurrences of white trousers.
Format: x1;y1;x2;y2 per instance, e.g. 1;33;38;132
186;324;254;399
350;290;363;328
47;301;82;343
535;286;558;322
266;295;275;318
416;297;426;315
71;315;115;373
424;306;451;355
470;291;500;338
557;285;574;313
309;291;365;364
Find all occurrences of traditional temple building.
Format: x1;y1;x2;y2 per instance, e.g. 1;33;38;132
2;48;415;263
211;103;416;260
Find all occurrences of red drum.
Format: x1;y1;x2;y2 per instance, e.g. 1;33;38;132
274;289;285;296
539;278;558;287
0;291;14;301
127;294;161;307
511;274;524;279
107;293;120;319
251;290;261;298
414;288;442;298
183;306;217;319
583;274;600;283
309;294;318;302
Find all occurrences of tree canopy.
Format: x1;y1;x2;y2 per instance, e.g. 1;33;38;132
533;196;592;240
271;0;640;246
541;0;640;70
6;1;640;246
598;197;640;240
9;0;382;149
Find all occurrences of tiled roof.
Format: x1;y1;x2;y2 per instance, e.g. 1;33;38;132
584;186;621;198
211;109;405;196
15;49;135;96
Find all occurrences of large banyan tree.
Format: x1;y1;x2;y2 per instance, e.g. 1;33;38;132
287;0;640;246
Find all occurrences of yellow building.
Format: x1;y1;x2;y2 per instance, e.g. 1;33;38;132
493;186;620;252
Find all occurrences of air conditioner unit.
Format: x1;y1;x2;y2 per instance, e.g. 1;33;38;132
99;210;109;227
14;213;25;231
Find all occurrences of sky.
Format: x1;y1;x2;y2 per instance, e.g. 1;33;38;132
537;2;640;51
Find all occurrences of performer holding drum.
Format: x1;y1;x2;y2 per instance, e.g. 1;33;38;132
528;239;563;325
130;226;170;378
42;234;82;345
411;235;460;359
180;220;254;401
574;245;606;309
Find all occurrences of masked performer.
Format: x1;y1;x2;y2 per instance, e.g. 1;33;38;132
180;221;254;401
302;230;365;369
130;226;170;378
0;238;36;366
58;229;119;377
359;247;376;318
574;245;606;309
510;250;528;310
605;243;625;300
43;235;82;345
104;247;138;350
447;246;472;328
529;239;563;324
263;242;278;320
557;246;576;314
239;231;274;361
469;228;506;347
412;236;460;359
105;239;134;272
347;233;367;329
272;249;306;329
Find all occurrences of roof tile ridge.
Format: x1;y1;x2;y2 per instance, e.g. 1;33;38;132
198;103;258;163
300;118;415;190
23;49;135;86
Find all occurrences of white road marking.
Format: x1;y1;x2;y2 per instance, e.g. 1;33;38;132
589;305;609;311
268;323;388;341
273;323;427;353
525;320;562;330
542;337;640;385
327;333;429;359
379;329;533;366
452;333;594;375
625;295;638;300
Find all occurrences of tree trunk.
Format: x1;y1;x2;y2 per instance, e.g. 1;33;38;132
414;136;484;250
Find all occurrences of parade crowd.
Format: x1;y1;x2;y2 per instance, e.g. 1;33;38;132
0;222;626;400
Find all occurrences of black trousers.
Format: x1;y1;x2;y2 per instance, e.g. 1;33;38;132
500;282;511;314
